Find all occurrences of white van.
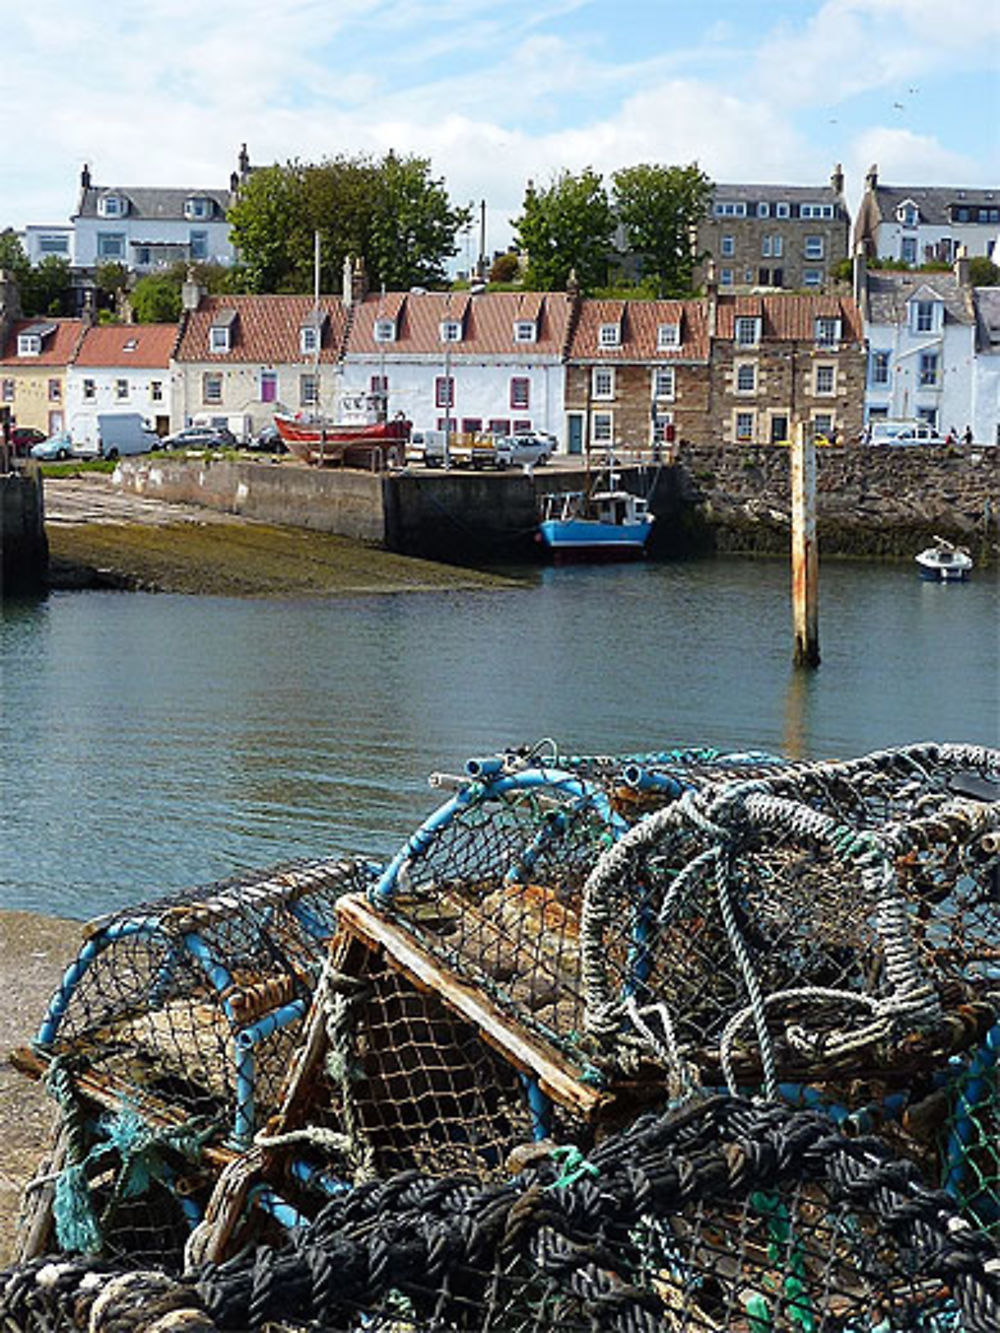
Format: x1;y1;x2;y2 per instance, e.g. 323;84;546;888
73;413;160;460
867;419;942;446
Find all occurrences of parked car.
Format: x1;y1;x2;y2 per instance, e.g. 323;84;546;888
9;426;46;458
867;419;941;446
246;423;287;453
162;425;236;450
29;431;75;461
495;433;554;469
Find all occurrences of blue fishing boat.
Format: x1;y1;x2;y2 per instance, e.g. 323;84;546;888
538;463;654;560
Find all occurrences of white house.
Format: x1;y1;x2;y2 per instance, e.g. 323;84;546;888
341;283;573;444
855;167;1000;266
859;255;978;436
66;322;177;441
972;288;1000;447
23;225;74;267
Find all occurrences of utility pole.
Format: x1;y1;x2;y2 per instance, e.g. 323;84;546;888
790;423;820;667
479;199;487;279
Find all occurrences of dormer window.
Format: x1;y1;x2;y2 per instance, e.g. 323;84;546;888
122;337;138;353
910;298;942;334
898;202;919;227
98;193;126;218
184;196;212;220
209;308;238;354
815;317;841;347
657;323;680;349
300;326;319;356
757;202;769;218
17;333;41;356
598;323;620;348
734;316;761;347
514;320;536;343
440;319;462;342
775;202;790;218
373;319;396;343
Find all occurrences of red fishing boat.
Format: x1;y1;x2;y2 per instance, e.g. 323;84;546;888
274;389;411;467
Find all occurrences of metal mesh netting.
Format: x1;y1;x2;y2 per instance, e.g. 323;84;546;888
4;1098;999;1332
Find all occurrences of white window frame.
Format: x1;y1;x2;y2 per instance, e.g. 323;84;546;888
870;350;891;386
804;235;824;260
812;413;834;438
912;300;939;334
591;410;613;443
720;234;735;257
653;366;675;400
373;319;396;343
592;366;615;399
83;378;96;401
300;326;319;356
97;232;125;259
209;325;231;354
803;268;823;287
720;268;734;286
299;374;319;407
918;351;939;387
776;202;790;218
814;363;836;396
657;323;680;349
190;230;208;261
598;323;621;348
757;202;769;218
734;409;756;442
98;195;124;218
901;237;918;265
513;320;536;343
510;376;530;411
734;316;761;348
203;372;223;404
115;378;129;401
17;334;41;356
184;196;211;220
439;319;462;343
735;361;757;395
814;317;841;347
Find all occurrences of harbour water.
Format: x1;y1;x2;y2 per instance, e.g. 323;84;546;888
1;555;996;920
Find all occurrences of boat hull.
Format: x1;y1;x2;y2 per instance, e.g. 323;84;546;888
916;561;971;582
538;516;653;560
915;547;973;582
274;414;410;467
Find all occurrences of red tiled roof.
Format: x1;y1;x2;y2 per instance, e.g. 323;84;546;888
174;294;348;363
569;299;709;361
73;323;177;368
345;291;573;358
715;293;864;341
0;318;86;367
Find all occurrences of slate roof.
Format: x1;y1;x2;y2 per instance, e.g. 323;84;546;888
568;299;709;361
712;182;843;203
344;291;573;358
73;323;178;368
174;295;348;363
872;185;1000;226
865;271;974;326
0;318;86;366
974;287;1000;351
74;186;232;221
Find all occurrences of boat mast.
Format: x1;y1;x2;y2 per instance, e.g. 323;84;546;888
313;230;325;461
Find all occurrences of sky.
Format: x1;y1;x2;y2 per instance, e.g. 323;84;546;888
3;0;998;264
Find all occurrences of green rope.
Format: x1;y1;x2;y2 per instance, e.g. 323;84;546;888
546;1144;599;1190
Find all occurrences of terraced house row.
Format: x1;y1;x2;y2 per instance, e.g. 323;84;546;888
3;252;998;451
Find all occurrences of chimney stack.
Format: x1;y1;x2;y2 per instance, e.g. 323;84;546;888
954;244;970;289
831;162;844;196
181;265;204;312
80;163;91;190
852;243;868;316
865;163;878;192
351;256;368;306
705;258;718;339
238;143;250;179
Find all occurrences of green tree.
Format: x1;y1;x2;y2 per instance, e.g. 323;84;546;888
489;252;520;284
21;256;72;316
0;229;30;289
228;163;308;292
511;169;615;292
367;153;470;290
131;274;182;322
968;255;1000;286
611;162;714;296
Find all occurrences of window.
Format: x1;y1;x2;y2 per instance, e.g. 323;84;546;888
901;237;918;265
17;333;41;356
657;323;680;348
770;414;789;444
653;366;675;399
815;317;840;346
461;417;483;433
435;376;454;409
919;351;939;386
776;202;790;218
510;377;530;410
720;234;735;257
373;319;396;342
720;268;734;286
203;373;222;403
38;234;69;255
1;379;13;402
917;406;939;429
898;203;918;226
812;413;833;438
98;195;124;218
815;364;835;395
513;320;536;343
122;338;138;353
512;419;532;433
800;203;829;219
652;410;673;441
803;269;823;287
210;325;231;353
488;418;510;436
190;231;208;261
436;417;457;434
914;301;937;333
870;350;891;385
184;196;211;220
759;268;771;287
439;320;462;342
371;375;389;395
735;410;755;442
151;380;163;402
135;246;151;267
762;235;783;258
591;411;613;442
299;374;318;406
48;378;61;402
592;366;614;399
260;370;277;403
115;378;129;401
736;362;756;394
300;326;319;356
772;268;784;287
714;201;747;217
757;201;769;218
735;316;760;347
598;323;620;347
744;268;754;284
956;207;969;223
97;232;125;259
804;235;824;260
82;379;96;401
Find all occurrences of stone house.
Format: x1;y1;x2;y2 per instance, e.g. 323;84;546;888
707;290;866;446
66;322;178;442
695;166;850;293
341;281;573;441
564;299;709;454
170;282;348;439
0;315;86;436
854;167;1000;266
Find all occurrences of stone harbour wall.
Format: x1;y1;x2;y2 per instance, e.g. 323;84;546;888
677;442;999;561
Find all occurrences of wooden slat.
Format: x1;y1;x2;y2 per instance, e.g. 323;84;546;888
336;895;603;1117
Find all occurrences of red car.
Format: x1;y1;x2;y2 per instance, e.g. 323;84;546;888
9;427;46;457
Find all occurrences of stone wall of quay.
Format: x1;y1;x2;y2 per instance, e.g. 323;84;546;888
676;442;999;561
1;470;48;595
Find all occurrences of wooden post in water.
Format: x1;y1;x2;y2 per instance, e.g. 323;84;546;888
790;423;820;667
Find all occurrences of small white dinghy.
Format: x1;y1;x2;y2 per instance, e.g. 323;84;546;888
915;536;973;582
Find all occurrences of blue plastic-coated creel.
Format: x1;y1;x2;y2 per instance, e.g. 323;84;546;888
520;1073;554;1141
36;918;159;1047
